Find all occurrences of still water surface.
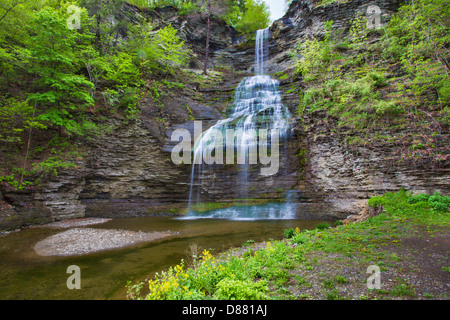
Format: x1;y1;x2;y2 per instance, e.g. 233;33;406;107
0;209;326;300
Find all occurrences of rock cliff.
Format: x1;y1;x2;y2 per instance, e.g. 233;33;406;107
273;0;449;219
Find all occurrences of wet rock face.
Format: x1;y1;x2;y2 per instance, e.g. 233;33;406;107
0;188;53;230
79;121;192;217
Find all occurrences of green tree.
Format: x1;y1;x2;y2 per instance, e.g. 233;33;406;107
129;23;189;76
0;96;43;146
0;0;42;85
222;0;246;26
27;5;95;135
234;0;270;33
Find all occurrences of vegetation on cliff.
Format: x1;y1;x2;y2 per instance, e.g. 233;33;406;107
291;0;449;168
0;0;271;191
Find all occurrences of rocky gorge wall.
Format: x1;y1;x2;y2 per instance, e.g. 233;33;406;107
1;0;449;230
273;0;450;219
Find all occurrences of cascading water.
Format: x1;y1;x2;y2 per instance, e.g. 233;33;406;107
255;28;269;76
183;28;296;220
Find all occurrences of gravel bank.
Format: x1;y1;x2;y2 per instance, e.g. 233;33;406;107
34;228;178;256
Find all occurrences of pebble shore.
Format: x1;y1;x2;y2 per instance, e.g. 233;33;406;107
34;227;177;256
33;218;177;256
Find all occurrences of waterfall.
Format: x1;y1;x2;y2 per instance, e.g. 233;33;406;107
255;28;269;76
185;28;294;219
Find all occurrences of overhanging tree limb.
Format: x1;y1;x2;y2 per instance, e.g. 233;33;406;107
0;0;24;25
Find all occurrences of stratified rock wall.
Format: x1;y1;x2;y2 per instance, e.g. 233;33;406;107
290;111;450;220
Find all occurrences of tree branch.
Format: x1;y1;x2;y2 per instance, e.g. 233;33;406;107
0;1;24;25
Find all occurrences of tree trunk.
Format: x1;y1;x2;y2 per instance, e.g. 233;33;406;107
96;14;102;52
203;1;211;75
20;101;37;185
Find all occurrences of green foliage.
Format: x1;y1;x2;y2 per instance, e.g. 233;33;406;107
293;0;449;140
98;52;142;87
407;191;449;212
32;156;77;177
382;0;449;107
407;193;430;204
372;100;402;118
284;228;296;239
316;222;331;230
214;278;268;300
134;0;267;33
302;69;393;128
128;189;449;300
294;21;338;84
368;196;387;208
130;23;189;76
234;0;270;33
334;275;348;284
0;96;40;145
317;0;348;6
0;0;194;186
0;1;40;84
131;0;202;14
134;240;293;300
27;6;96;135
0;144;81;189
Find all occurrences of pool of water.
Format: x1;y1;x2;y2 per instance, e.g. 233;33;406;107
180;201;298;220
0;208;326;300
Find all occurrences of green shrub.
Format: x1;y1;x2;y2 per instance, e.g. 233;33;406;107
432;202;448;212
428;191;444;204
292;234;308;245
316;222;331;230
373;100;403;117
368;196;386;208
366;71;387;87
407;193;430;204
334;275;348;284
407;191;449;212
213;278;268;300
284;228;296;239
333;220;343;226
